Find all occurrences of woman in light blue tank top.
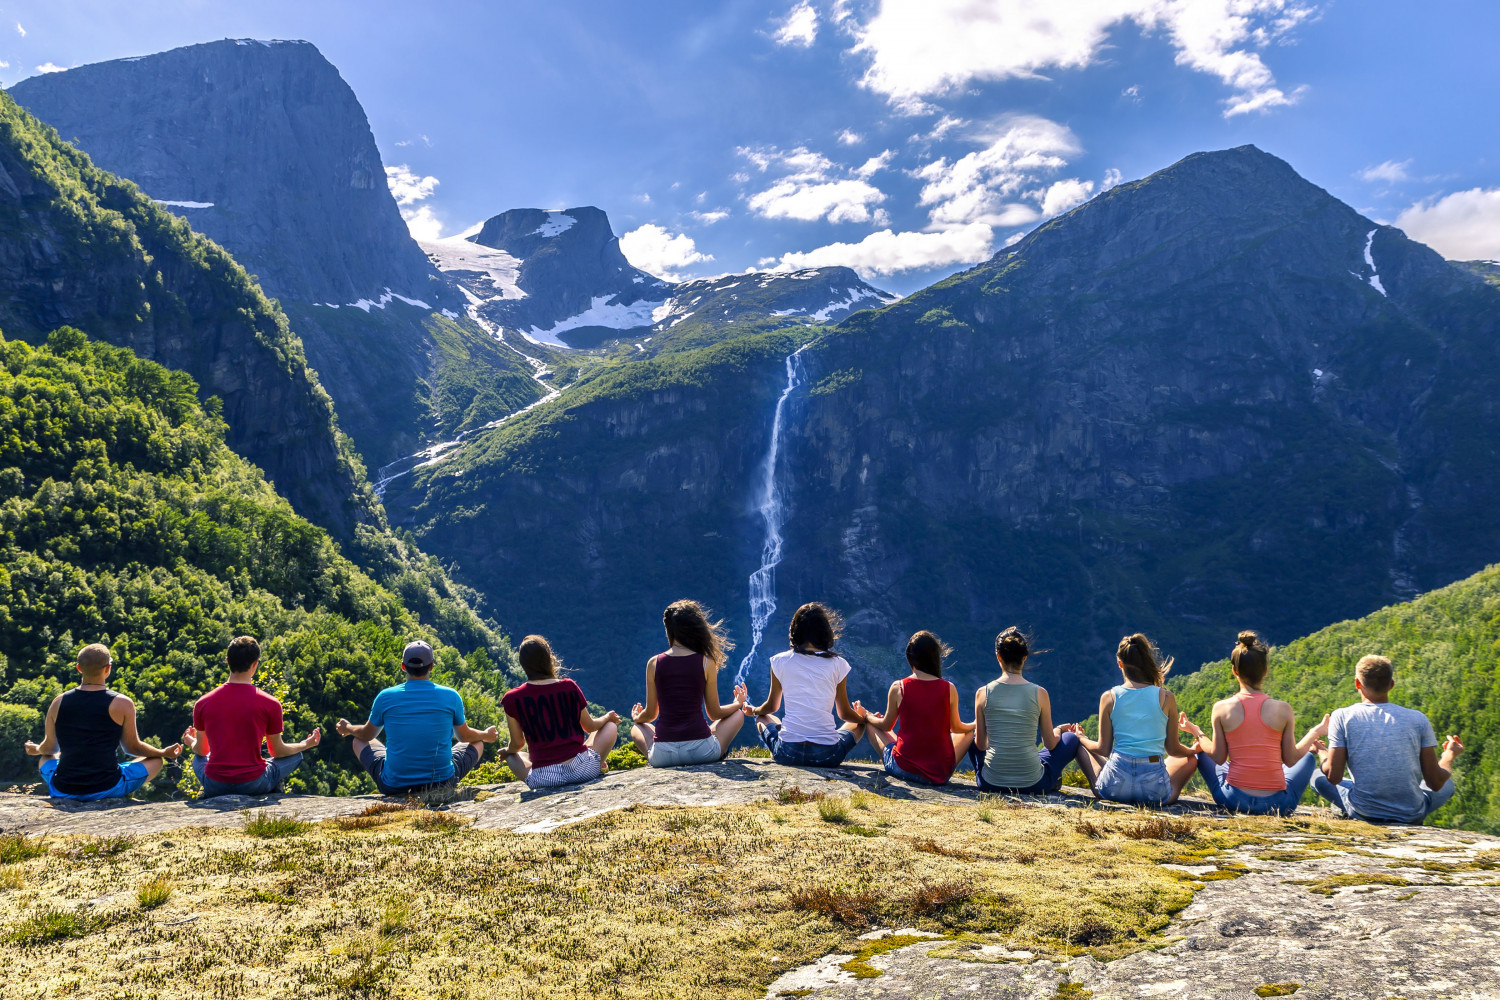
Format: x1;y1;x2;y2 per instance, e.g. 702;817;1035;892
1070;633;1197;807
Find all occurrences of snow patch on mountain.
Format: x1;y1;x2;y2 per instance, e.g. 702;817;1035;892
153;199;214;208
311;288;431;312
523;293;666;347
421;237;526;300
532;213;577;238
1363;229;1387;297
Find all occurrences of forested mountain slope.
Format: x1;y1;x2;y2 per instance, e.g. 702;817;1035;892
388;146;1500;721
1173;563;1500;833
0;329;514;792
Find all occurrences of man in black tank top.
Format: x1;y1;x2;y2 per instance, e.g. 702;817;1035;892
24;643;182;800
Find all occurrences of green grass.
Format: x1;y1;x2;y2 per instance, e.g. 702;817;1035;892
4;906;111;945
1288;873;1412;897
242;812;311;839
1255;985;1301;997
0;833;46;865
137;875;173;910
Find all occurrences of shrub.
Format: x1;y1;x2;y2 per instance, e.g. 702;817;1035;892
411;810;467;832
242;812;309;838
4;907;109;945
458;760;516;786
0;704;41;781
776;786;825;805
817;798;851;824
786;886;881;927
605;744;648;772
0;834;46;865
907;880;975;917
137;876;172;910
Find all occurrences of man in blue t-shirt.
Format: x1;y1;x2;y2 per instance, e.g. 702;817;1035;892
1313;654;1464;824
336;641;498;796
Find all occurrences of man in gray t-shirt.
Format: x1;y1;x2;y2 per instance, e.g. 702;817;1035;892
1313;654;1464;824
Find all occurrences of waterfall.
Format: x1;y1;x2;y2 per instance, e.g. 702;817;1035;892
734;345;809;688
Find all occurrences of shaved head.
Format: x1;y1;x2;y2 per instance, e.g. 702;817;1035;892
77;643;112;678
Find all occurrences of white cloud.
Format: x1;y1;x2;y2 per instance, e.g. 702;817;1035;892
385;164;443;239
773;1;819;47
35;62;65;74
1101;167;1124;190
767;222;995;278
1037;178;1095;217
916;114;1080;228
692;209;731;224
1123;84;1142;102
848;0;1314;119
855;150;894;178
1395;188;1500;261
739;144;889;224
837;128;863;146
0;60;9;69
1359;159;1411;184
620;224;714;280
15;22;25;36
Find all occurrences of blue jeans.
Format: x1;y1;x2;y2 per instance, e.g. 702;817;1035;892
1312;771;1458;824
193;753;303;798
757;722;858;767
1095;752;1172;806
39;758;151;801
1197;751;1317;816
971;732;1082;794
883;744;945;785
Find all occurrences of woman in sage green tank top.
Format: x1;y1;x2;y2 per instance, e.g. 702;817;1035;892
971;628;1086;794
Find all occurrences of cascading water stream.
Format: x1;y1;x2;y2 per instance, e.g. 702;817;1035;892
734;345;809;689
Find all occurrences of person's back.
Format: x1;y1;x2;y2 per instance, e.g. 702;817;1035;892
1330;701;1436;822
890;676;954;784
194;682;285;784
1224;692;1286;791
1110;684;1166;758
653;652;711;743
51;688;124;796
770;649;846;744
371;677;468;788
981;679;1043;788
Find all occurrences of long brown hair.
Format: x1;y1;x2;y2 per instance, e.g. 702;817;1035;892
1230;630;1269;687
664;599;733;667
518;635;560;681
1117;633;1172;686
789;602;842;657
905;631;950;676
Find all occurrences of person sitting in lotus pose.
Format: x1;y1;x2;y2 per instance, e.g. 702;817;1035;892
25;643;181;800
1073;634;1196;807
336;640;497;796
863;630;974;786
1174;631;1328;816
630;600;748;767
1312;654;1463;825
500;635;620;789
971;627;1084;794
744;602;866;768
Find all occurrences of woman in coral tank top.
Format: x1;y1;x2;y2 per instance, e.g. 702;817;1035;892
1175;631;1330;816
863;631;975;786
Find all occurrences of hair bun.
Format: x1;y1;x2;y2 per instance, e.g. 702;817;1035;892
1237;630;1259;649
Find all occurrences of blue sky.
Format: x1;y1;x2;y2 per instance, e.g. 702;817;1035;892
4;1;1498;294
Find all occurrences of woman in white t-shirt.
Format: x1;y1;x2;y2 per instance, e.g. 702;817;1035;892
744;602;866;767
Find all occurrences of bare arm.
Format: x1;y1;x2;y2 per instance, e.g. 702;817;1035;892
833;678;866;725
267;726;322;758
1036;686;1058;750
863;682;902;733
499;713;527;757
455;721;499;744
116;697;182;759
1292;713;1329;760
703;659;748;722
1077;692;1114;756
1180;702;1227;764
632;658;660;725
973;688;988;752
1420;735;1463;791
1161;691;1193;759
1324;746;1348;784
579;706;621;734
949;682;975;734
335;718;379;742
746;673;783;717
23;695;62;757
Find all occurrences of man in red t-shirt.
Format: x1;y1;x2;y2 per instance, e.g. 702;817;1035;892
183;636;321;798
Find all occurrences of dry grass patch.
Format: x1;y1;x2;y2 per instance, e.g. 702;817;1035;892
0;798;1303;998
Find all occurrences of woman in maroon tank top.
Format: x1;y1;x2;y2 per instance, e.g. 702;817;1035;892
630;600;748;767
863;631;976;785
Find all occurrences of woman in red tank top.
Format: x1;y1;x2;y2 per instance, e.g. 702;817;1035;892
863;631;976;785
1176;631;1330;816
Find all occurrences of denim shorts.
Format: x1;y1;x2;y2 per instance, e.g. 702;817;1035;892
758;722;858;768
882;744;942;785
1095;752;1171;806
526;749;603;789
648;736;722;768
39;758;151;801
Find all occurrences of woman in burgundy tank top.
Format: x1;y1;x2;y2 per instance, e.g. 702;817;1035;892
631;600;749;767
863;631;976;785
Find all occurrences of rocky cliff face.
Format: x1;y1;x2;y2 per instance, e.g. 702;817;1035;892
0;90;374;537
7;40;542;469
387;146;1500;719
9;39;439;307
